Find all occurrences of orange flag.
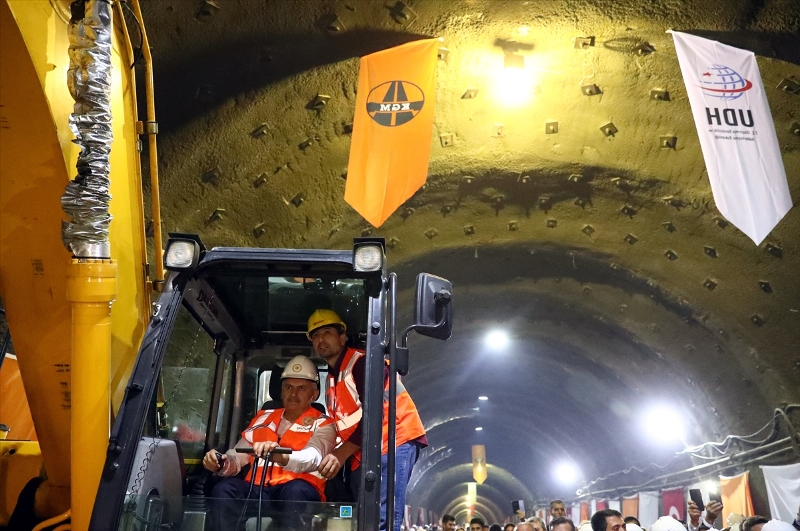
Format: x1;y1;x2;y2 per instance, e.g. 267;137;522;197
622;495;639;520
345;38;439;227
472;444;487;484
720;472;755;522
580;502;589;522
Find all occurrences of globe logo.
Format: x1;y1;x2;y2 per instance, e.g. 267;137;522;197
698;64;753;100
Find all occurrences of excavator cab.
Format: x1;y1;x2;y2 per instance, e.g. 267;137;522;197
88;235;453;531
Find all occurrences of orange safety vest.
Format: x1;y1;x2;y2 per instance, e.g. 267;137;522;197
326;348;426;468
241;406;330;500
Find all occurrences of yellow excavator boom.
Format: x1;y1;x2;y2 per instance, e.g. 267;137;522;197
0;0;151;527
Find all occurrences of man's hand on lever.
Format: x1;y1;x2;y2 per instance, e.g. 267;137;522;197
252;441;290;466
202;449;226;473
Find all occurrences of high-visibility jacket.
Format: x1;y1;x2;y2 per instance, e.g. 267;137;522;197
241;406;330;500
326;347;426;468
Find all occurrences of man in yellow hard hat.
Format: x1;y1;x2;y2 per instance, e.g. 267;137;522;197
203;355;335;530
307;309;427;531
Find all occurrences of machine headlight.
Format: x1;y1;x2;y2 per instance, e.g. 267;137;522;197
353;244;383;272
164;240;200;270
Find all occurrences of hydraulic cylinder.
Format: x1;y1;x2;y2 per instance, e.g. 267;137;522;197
66;259;117;531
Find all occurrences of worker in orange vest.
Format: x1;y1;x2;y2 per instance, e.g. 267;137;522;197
309;309;427;531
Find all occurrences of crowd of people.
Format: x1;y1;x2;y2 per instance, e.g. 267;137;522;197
411;499;800;531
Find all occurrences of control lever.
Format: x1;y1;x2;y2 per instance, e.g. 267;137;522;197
232;447;293;531
235;447;293;455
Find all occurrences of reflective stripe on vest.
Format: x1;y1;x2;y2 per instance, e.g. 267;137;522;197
241;406;329;500
326;347;364;443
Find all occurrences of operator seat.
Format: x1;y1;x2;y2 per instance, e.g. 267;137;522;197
260;368;284;411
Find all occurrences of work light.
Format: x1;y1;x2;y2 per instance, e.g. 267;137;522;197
164;239;200;270
353;244;383;272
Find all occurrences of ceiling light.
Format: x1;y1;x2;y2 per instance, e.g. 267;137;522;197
491;53;538;107
478;396;488;401
642;404;686;444
484;330;509;350
495;66;534;107
504;53;525;69
553;461;579;485
475;426;483;431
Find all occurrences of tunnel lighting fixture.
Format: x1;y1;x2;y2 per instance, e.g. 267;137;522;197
493;53;538;108
642;404;686;444
485;329;509;350
504;53;525;69
475;426;483;431
553;461;579;485
478;395;488;401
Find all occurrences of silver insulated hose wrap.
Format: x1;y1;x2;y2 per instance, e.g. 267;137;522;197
61;0;113;258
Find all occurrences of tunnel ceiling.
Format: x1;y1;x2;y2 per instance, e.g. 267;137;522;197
139;0;800;518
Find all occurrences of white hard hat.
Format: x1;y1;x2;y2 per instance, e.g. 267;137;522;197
762;521;796;531
281;355;319;382
578;522;593;531
627;524;644;531
650;516;687;531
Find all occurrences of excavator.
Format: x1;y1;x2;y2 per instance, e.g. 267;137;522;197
0;1;453;530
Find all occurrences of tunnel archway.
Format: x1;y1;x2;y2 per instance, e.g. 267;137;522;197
397;242;795;517
136;0;800;523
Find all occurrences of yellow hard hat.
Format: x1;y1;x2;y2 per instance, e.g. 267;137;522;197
281;355;319;382
306;309;346;340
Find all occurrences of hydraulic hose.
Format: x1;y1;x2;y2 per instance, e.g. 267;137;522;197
61;0;114;258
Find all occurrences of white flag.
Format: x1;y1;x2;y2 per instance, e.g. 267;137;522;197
761;463;800;522
670;31;792;245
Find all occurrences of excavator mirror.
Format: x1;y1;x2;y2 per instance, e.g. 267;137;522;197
412;273;453;340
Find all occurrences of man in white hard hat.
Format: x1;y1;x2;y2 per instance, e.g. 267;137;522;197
203;355;335;530
307;309;427;531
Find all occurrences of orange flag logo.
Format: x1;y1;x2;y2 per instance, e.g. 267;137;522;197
366;81;426;126
345;39;439;227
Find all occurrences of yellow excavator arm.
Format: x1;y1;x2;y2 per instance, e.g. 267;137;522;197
1;0;151;528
